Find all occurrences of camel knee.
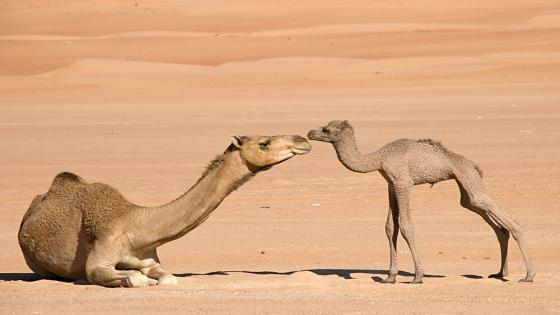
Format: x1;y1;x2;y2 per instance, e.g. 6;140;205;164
385;221;394;237
399;223;414;240
497;227;510;239
467;195;488;210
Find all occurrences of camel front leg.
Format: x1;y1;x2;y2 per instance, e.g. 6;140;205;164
86;246;157;287
117;256;158;270
141;264;178;285
117;254;177;285
140;249;178;285
395;185;424;284
381;185;399;284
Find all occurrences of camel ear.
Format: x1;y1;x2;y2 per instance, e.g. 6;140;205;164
231;136;244;148
341;120;351;129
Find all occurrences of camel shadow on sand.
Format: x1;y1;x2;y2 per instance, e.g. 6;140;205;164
0;270;506;284
0;273;40;282
462;274;508;282
0;273;80;283
175;269;446;283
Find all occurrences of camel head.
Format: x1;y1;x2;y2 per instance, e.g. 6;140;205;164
307;120;354;143
231;135;311;170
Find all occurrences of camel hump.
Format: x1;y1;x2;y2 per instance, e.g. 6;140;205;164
48;172;88;195
417;138;447;151
52;172;88;186
53;172;86;183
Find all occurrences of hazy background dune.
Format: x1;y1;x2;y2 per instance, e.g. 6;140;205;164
1;1;560;313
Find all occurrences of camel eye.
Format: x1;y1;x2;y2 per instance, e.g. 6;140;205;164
323;127;331;133
259;140;270;150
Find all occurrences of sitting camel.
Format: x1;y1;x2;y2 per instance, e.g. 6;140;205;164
308;120;534;283
18;135;311;287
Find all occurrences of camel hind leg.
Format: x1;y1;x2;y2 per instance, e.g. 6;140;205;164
455;171;535;282
457;181;510;278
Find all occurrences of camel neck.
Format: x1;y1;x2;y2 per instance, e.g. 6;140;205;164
130;149;255;250
333;132;381;173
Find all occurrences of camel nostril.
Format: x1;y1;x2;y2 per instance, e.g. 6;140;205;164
306;131;315;139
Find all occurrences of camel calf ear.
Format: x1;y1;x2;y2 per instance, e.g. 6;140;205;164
231;136;244;148
341;120;351;129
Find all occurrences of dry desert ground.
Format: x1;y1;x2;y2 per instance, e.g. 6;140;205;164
1;1;560;313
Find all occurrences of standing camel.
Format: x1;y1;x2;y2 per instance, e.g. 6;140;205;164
307;120;534;283
18;135;311;287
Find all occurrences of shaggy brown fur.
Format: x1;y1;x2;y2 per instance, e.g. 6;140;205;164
308;120;535;283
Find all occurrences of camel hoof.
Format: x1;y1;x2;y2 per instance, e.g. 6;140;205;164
158;274;178;286
488;272;506;279
122;273;151;287
411;278;423;284
380;277;396;284
519;275;534;283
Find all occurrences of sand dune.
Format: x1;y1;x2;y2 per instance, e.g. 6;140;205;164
1;0;560;314
2;2;559;75
5;14;560;42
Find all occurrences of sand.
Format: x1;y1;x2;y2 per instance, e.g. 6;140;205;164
1;0;560;313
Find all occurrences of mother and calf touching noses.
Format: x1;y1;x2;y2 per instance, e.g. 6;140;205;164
18;120;535;287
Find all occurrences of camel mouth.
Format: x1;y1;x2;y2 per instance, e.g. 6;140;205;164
307;134;328;142
306;130;317;140
291;142;312;155
307;130;326;142
292;147;311;155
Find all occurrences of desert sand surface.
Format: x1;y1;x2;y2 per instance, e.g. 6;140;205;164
1;0;560;313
